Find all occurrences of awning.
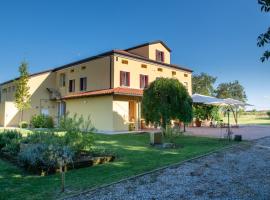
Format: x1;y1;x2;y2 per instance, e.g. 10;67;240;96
191;93;225;105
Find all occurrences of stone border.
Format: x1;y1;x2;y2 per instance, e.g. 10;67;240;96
61;141;246;200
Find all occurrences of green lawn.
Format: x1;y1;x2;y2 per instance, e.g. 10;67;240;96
237;115;270;125
0;133;233;200
223;113;270;126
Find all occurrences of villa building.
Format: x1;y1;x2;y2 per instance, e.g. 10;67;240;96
0;41;192;132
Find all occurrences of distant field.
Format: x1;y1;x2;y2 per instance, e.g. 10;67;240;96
223;112;270;126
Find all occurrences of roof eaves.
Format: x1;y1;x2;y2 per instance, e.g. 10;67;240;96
125;40;171;52
113;51;193;72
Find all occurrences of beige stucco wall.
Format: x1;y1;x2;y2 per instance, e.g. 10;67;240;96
113;55;192;95
65;95;114;131
0;103;5;126
55;56;111;97
0;72;57;126
3;102;19;127
148;43;171;64
112;95;141;131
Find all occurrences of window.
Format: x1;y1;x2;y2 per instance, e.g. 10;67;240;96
184;82;188;89
69;79;75;92
172;71;176;76
120;71;130;87
122;59;128;64
70;69;74;73
41;108;49;116
59;73;66;87
81;66;86;70
184;73;188;77
80;77;87;91
141;64;147;68
140;75;148;89
8;87;11;93
12;86;15;92
157;68;163;72
156;50;165;62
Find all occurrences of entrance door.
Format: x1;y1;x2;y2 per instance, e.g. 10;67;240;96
129;101;136;123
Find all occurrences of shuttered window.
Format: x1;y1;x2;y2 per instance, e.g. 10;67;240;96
69;80;75;92
80;77;87;91
140;75;148;89
156;50;165;62
120;71;130;87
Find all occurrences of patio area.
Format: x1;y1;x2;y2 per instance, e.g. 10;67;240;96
185;125;270;140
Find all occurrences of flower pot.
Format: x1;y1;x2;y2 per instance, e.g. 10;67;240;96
195;119;202;127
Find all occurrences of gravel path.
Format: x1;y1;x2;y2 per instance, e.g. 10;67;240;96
67;137;270;200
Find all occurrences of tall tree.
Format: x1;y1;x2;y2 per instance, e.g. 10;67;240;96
142;78;192;131
257;0;270;62
215;80;247;102
192;73;217;96
215;81;247;125
15;62;31;124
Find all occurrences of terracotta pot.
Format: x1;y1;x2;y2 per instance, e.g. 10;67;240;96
195;119;202;127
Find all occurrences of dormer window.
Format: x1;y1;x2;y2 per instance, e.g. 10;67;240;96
156;50;164;62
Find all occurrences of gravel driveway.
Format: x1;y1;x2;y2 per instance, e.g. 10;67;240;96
68;137;270;200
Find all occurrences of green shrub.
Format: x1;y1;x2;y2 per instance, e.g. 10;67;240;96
267;111;270;118
22;131;60;145
19;121;29;128
18;143;74;173
0;130;22;156
59;114;95;154
30;114;54;128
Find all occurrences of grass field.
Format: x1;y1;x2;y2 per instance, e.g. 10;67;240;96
0;133;232;200
222;113;270;126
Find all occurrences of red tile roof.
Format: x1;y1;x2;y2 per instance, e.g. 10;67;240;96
62;87;143;100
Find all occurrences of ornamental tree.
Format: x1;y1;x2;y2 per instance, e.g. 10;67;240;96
142;78;193;131
15;62;31;125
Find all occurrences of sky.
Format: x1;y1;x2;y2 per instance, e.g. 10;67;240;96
0;0;269;110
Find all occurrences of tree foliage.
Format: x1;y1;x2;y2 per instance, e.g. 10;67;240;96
193;104;221;121
257;0;270;62
15;62;31;123
215;80;247;102
192;73;217;96
142;78;192;129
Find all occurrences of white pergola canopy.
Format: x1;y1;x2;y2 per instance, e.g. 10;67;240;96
191;93;253;107
191;94;225;105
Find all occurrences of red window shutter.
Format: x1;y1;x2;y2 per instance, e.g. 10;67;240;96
161;52;164;62
145;75;148;87
120;71;123;86
127;72;130;86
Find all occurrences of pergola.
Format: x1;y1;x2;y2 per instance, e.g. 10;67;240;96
191;93;253;128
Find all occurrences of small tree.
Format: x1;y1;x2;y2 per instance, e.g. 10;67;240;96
15;62;31;125
142;78;192;132
267;111;270;118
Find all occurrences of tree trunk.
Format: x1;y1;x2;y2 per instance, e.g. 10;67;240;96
19;110;24;127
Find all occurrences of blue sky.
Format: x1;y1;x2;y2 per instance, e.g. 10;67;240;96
0;0;269;110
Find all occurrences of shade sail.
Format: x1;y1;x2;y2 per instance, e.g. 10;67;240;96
191;93;225;105
191;94;253;107
223;98;253;107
